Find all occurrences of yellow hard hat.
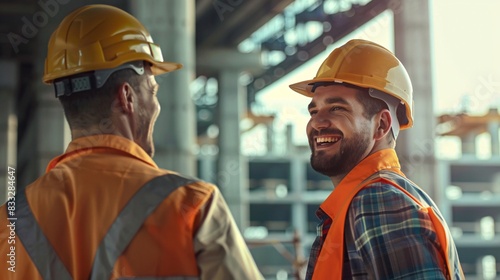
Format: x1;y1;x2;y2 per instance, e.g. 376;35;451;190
289;39;413;129
43;4;182;84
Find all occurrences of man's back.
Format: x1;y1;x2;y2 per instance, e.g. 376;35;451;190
0;135;261;279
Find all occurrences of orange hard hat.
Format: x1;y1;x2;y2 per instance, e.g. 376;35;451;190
289;39;413;129
43;4;181;84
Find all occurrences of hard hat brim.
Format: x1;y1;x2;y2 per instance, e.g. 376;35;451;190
289;78;345;97
43;58;183;85
150;60;183;76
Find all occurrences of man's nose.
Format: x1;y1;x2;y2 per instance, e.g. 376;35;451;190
310;112;332;131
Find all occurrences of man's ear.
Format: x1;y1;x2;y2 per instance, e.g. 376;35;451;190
116;82;134;114
373;109;392;141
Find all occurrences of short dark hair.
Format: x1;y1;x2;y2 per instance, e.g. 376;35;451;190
354;90;388;120
332;83;388;119
58;69;142;130
350;84;395;144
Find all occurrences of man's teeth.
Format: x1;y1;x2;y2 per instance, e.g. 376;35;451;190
317;136;340;143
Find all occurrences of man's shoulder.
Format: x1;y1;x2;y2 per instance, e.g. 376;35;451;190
351;180;423;213
358;170;426;199
355;181;413;199
155;170;218;199
169;175;219;212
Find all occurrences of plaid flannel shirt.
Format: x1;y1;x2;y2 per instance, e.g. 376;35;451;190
305;150;463;280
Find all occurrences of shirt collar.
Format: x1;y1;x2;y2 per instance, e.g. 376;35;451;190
319;148;404;220
46;135;158;172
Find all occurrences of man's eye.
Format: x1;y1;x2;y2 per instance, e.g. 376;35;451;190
309;110;317;116
330;106;343;112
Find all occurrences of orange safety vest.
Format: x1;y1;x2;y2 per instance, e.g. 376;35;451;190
312;170;465;280
1;174;204;280
0;135;213;280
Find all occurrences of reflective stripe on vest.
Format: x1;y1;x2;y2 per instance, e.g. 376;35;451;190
14;189;73;280
13;173;197;280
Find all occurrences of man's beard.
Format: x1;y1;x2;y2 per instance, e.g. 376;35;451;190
309;128;371;178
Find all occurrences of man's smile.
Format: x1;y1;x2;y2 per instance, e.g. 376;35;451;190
313;135;342;150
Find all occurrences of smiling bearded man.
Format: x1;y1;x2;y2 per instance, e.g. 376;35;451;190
290;39;465;280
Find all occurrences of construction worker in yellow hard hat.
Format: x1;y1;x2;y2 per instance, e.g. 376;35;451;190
0;5;263;280
290;39;464;280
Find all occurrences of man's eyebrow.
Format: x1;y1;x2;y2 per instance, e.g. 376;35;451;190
325;97;349;105
308;97;350;110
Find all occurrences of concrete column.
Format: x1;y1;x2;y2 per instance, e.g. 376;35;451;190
266;122;274;154
488;119;499;156
217;70;248;229
393;0;437;197
290;157;306;256
0;61;18;204
131;0;197;176
286;124;295;154
461;133;476;156
197;155;215;183
197;49;262;229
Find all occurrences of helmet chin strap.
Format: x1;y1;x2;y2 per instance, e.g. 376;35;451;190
368;88;401;139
